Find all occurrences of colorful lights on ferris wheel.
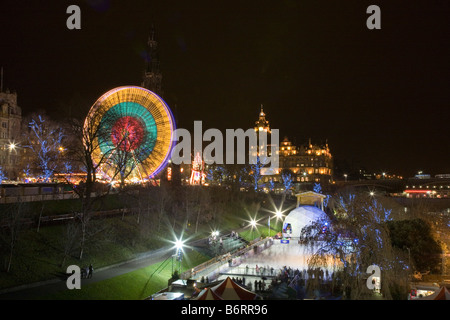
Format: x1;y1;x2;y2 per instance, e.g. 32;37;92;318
84;86;175;182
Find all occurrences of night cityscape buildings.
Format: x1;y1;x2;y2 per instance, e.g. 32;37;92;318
0;89;21;179
0;1;449;306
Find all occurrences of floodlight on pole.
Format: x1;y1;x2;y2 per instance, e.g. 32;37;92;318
175;239;184;251
275;210;283;220
8;142;16;152
172;236;185;275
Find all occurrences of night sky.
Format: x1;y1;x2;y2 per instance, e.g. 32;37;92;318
1;0;449;177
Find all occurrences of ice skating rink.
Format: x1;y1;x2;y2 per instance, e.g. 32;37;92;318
210;239;339;283
239;240;318;270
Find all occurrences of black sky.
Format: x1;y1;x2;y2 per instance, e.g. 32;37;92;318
0;0;449;177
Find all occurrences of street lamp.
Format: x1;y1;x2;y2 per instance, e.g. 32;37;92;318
249;219;257;240
269;210;284;238
172;236;185;275
344;174;348;182
275;209;283;220
210;230;219;256
8;142;16;151
175;239;184;251
211;230;219;238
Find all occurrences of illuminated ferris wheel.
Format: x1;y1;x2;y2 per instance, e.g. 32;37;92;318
84;86;175;183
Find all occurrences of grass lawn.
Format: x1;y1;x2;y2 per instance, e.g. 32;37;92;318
0;190;290;299
41;249;209;300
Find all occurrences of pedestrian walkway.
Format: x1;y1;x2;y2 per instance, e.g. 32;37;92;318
0;245;174;300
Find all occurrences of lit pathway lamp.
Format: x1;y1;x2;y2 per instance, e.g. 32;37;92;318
275;209;283;220
8;142;16;151
249;219;257;240
269;209;284;238
211;230;219;256
172;237;185;275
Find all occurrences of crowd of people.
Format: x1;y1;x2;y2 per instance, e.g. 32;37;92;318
228;276;267;293
232;265;334;295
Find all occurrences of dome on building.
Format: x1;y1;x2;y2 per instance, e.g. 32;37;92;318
282;205;329;239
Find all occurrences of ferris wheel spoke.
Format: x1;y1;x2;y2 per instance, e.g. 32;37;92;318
84;86;174;183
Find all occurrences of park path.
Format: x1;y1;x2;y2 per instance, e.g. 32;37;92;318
0;245;176;300
0;230;246;300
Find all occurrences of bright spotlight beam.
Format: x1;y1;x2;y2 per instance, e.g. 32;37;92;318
171;236;186;253
175;239;184;250
275;210;283;219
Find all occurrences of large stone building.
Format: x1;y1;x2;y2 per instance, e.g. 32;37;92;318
0;89;22;180
255;108;334;191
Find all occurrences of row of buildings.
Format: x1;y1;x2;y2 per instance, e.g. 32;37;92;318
0;29;334;192
174;105;334;192
3;28;449;198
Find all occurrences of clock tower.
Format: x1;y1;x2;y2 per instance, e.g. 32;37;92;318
141;27;163;97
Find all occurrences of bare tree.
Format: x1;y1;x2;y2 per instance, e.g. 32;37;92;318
22;113;64;181
62;106;157;259
61;114;116;260
156;183;172;232
281;169;294;194
0;200;27;272
300;191;410;299
59;220;79;268
195;187;212;234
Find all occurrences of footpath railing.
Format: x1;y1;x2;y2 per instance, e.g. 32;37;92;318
180;236;274;281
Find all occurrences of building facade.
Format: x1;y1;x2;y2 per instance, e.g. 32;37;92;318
0;89;22;180
255;108;334;191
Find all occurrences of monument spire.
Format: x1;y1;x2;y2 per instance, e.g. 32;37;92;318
255;104;270;133
141;25;163;96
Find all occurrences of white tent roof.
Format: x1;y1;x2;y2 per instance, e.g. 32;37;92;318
282;205;328;238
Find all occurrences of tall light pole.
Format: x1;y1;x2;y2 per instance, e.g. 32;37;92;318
269;210;283;238
8;142;16;152
250;219;257;240
172;237;185;276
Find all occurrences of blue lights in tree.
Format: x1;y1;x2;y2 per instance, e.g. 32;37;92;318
250;155;263;191
313;182;322;193
281;170;293;193
26;115;64;182
0;166;5;184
